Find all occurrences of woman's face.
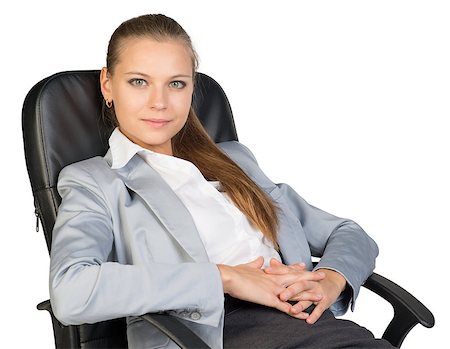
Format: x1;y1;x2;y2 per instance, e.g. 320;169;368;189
101;37;194;155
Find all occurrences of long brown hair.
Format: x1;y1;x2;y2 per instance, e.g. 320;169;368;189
104;14;279;247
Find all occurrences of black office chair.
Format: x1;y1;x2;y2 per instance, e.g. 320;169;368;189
22;70;434;348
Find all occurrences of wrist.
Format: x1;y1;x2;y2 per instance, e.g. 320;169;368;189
217;264;233;294
317;269;347;292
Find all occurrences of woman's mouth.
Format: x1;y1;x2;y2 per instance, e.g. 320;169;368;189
142;119;170;128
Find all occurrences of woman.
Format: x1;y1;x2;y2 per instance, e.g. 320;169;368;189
50;14;393;348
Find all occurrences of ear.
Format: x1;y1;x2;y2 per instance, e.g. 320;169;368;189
100;67;113;101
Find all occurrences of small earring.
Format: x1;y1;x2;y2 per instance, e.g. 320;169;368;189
106;99;113;108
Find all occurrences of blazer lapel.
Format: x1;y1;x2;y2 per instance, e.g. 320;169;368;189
115;154;210;263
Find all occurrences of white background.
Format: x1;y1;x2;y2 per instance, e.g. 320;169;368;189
1;0;448;348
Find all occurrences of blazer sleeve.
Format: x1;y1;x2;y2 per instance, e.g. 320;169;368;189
50;161;224;326
275;182;378;314
218;141;378;314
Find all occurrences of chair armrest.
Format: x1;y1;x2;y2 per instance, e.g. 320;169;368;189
37;299;210;349
140;314;211;349
37;299;52;312
37;300;80;348
362;272;435;347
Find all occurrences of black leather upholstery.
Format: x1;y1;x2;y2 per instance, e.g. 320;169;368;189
23;71;434;348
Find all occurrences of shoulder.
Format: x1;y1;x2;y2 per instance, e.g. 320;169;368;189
217;140;259;166
59;156;111;182
217;141;276;190
57;156;117;199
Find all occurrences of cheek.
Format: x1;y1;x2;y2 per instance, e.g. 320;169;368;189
172;92;193;117
114;90;147;120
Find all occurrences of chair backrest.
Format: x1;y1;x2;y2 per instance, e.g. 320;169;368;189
22;70;238;253
22;70;238;348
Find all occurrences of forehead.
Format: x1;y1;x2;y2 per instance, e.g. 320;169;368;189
115;37;193;75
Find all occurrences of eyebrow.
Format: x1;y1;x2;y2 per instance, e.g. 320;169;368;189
125;72;192;79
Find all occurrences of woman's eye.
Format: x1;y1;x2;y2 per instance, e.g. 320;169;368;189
169;81;186;89
129;78;147;87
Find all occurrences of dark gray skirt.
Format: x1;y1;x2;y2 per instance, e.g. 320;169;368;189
223;296;393;349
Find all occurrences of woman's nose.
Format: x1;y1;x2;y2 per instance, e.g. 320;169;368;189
148;87;167;110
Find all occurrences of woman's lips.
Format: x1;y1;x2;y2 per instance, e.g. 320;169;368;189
142;119;170;128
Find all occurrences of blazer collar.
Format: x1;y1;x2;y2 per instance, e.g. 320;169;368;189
105;150;210;263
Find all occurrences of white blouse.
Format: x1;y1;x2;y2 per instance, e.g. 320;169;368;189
109;128;281;267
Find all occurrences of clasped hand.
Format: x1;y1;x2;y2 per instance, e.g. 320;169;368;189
218;256;346;324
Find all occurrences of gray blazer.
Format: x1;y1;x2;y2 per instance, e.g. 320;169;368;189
50;141;378;349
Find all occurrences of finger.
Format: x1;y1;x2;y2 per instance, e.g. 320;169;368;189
290;263;306;271
289;291;323;303
275;271;326;283
279;281;310;301
264;266;290;275
269;259;306;273
313;270;327;280
270;296;293;315
280;285;322;303
313;271;326;280
290;300;313;315
246;256;264;269
265;264;319;276
271;296;308;320
279;278;324;301
288;311;310;320
306;303;327;324
270;258;283;267
264;260;290;274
